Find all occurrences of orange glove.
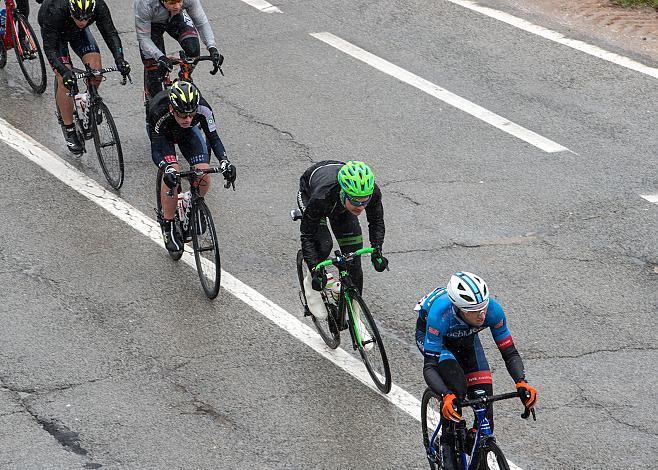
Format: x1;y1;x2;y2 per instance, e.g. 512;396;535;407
441;393;462;422
516;380;537;409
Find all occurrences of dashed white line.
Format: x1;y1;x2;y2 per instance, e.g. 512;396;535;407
640;193;658;205
238;0;282;13
445;0;658;80
311;32;570;154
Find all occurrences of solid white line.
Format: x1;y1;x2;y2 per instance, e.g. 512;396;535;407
311;32;569;154
640;193;658;205
0;117;419;420
238;0;282;14
446;0;658;80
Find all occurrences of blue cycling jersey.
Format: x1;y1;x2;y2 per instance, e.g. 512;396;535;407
415;287;515;362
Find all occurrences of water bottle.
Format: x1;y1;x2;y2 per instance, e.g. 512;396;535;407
303;273;327;320
0;10;6;38
324;272;341;302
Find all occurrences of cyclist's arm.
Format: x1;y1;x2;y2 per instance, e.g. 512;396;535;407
95;0;124;61
134;0;163;60
186;0;217;50
40;26;68;76
365;185;385;248
300;200;326;271
197;102;227;159
488;302;526;382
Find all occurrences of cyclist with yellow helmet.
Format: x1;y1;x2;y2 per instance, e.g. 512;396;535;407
297;160;388;294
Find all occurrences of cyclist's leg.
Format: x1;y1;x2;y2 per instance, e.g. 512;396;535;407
166;11;200;59
329;212;364;293
150;129;180;220
179;126;211;195
142;23;167;102
297;189;333;269
70;28;102;89
462;336;495;430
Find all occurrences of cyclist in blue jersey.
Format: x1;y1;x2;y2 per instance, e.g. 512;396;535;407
415;272;538;458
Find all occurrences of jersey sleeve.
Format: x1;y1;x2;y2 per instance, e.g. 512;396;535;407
135;0;163;60
487;301;526;382
187;0;216;49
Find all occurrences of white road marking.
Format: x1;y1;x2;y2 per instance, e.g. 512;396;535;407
311;32;569;154
446;0;658;80
238;0;282;13
640;193;658;205
0;117;419;417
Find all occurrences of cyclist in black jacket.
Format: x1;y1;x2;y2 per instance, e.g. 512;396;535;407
147;80;236;252
297;160;388;295
38;0;131;154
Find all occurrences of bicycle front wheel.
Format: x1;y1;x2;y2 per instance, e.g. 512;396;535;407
346;290;391;393
13;14;46;93
92;101;124;189
473;440;510;470
191;199;221;299
296;250;340;349
421;388;442;470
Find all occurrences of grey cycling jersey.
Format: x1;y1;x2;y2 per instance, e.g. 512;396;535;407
134;0;216;60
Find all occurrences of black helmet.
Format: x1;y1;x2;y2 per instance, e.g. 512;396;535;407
169;81;200;114
69;0;96;20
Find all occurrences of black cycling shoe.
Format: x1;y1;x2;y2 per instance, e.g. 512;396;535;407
161;219;183;252
65;130;83;155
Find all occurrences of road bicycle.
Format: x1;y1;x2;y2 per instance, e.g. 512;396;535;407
55;64;130;189
292;209;391;393
421;388;536;470
156;165;232;299
0;0;47;93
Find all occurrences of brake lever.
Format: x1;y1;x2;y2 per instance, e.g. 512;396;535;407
224;180;235;191
521;407;537;421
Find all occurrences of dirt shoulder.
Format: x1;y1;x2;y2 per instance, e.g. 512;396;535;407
483;0;658;63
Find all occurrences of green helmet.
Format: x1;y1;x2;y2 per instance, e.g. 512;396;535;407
337;161;375;198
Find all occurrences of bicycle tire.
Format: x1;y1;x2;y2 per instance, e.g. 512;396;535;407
346;290;391;393
421;388;442;470
0;42;7;69
191;198;220;299
91;101;124;189
473;439;510;470
13;14;46;94
296;250;340;349
155;165;183;261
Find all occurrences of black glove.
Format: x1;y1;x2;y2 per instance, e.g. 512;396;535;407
208;47;224;69
115;57;131;77
163;165;179;190
371;247;389;272
311;267;327;292
157;55;172;78
220;159;236;183
61;69;76;91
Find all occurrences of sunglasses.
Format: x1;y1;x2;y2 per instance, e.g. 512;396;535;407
173;110;196;119
345;194;371;207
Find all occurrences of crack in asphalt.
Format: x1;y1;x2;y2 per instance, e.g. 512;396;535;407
526;346;658;361
387;188;422;206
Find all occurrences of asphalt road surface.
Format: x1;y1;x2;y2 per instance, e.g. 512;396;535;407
0;0;656;469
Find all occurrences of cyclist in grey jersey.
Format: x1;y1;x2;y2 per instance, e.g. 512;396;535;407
134;0;223;100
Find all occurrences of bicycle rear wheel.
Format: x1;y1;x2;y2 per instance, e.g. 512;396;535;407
13;14;46;94
473;440;510;470
155;165;183;260
421;388;442;470
347;290;391;393
91;101;124;189
296;250;340;349
0;42;7;69
191;199;220;299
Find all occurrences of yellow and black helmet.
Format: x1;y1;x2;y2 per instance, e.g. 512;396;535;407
69;0;96;20
169;81;200;114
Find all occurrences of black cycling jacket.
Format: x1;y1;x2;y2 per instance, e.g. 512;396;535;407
299;160;385;268
38;0;124;76
147;90;227;159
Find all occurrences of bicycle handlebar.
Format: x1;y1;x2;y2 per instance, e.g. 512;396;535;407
460;390;537;421
164;53;223;76
69;66;132;89
315;247;375;270
165;166;234;197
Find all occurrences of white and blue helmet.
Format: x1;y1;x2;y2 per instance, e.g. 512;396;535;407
447;272;489;311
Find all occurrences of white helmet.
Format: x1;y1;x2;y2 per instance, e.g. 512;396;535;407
447;272;489;311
